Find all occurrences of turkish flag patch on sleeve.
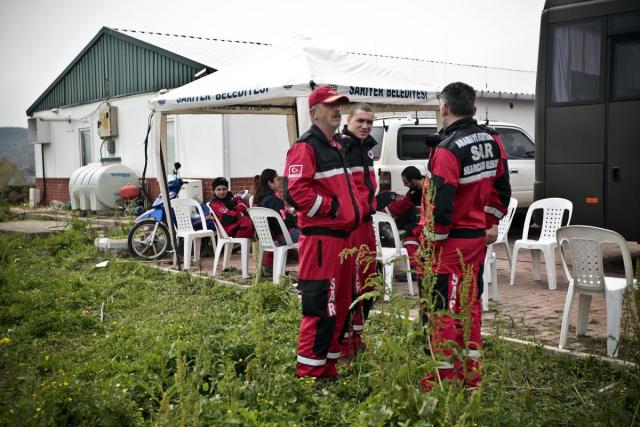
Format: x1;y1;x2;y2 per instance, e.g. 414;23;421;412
288;164;303;178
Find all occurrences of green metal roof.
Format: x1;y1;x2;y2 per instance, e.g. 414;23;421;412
26;27;214;115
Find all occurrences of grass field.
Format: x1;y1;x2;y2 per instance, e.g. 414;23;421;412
1;221;639;426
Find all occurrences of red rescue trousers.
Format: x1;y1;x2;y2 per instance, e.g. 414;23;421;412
421;236;486;390
296;233;352;378
340;220;376;357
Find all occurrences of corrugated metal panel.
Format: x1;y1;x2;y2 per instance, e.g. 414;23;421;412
27;28;207;114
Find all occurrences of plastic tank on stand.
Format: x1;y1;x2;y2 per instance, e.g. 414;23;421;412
69;159;138;212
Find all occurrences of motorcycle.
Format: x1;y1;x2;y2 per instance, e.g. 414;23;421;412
127;162;213;260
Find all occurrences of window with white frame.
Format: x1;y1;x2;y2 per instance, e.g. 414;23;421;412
79;128;92;166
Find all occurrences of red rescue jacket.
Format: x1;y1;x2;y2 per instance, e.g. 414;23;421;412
283;125;359;237
426;117;511;242
208;194;249;236
338;127;378;221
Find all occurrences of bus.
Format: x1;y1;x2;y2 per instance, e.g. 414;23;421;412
535;0;640;241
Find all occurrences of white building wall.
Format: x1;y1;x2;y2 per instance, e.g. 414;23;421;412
227;114;290;177
173;114;224;177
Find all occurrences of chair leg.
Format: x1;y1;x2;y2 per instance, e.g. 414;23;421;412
183;237;192;270
222;243;232;270
273;248;285;284
193;238;201;263
576;293;592;336
405;257;414;296
504;241;512;268
605;289;624;358
383;261;394;302
482;279;489;312
240;241;249;279
531;250;541;281
483;251;492;285
542;246;557;290
491;254;498;300
559;281;575;349
212;240;224;277
510;244;521;286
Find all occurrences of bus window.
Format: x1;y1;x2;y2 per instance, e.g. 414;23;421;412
550;20;603;104
611;36;640;100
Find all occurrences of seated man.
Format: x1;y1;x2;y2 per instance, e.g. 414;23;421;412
208;177;254;239
379;166;426;276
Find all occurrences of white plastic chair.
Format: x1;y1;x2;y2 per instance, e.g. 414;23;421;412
372;212;414;301
210;208;251;279
171;198;216;271
509;198;573;290
557;225;636;358
248;207;298;284
482;197;518;311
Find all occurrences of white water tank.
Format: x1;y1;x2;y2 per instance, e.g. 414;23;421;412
69;160;138;212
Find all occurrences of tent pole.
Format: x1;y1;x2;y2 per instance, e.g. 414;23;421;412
155;112;180;269
295;96;311;136
222;114;231;182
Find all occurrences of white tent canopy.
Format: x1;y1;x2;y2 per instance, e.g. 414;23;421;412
150;43;441;115
148;42;441;269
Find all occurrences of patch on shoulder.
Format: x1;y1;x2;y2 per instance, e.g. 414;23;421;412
288;164;303;178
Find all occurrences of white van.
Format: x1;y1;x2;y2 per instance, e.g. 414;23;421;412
370;117;535;210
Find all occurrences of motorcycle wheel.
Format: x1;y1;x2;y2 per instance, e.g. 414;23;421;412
127;219;171;260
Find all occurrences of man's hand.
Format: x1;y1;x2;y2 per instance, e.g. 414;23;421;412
486;224;499;245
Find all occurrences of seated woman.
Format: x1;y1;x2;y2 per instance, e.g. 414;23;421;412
254;168;300;243
208;177;254;239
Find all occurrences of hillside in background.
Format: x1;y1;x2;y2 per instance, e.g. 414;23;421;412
0;128;34;183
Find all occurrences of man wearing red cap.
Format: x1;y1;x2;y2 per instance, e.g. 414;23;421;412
283;85;360;379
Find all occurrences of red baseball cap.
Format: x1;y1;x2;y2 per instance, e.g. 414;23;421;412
308;85;349;108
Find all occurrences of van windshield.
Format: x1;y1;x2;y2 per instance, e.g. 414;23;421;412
494;127;535;159
370;127;384;160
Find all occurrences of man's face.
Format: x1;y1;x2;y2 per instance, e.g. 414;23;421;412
311;102;342;131
346;109;374;140
402;176;422;190
439;98;450;128
214;185;228;199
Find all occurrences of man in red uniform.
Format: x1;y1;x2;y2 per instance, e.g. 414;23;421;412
421;82;511;390
337;103;377;359
383;166;426;274
283;86;360;378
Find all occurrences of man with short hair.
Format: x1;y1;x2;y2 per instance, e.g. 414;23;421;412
421;82;511;390
337;103;377;358
283;86;360;379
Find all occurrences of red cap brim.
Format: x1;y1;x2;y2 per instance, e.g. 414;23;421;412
320;94;349;105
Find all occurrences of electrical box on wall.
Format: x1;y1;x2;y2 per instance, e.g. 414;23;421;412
97;104;118;138
27;117;51;144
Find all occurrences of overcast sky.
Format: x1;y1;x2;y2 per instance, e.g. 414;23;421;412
0;0;545;127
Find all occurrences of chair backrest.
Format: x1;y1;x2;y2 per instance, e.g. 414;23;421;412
209;203;230;239
496;197;518;244
172;198;209;233
248;207;294;249
522;197;573;241
556;225;634;292
372;212;403;255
